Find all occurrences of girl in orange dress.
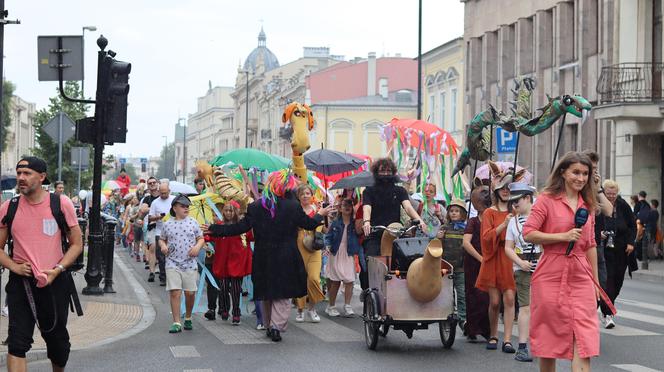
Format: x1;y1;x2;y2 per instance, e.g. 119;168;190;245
523;152;615;372
475;167;517;353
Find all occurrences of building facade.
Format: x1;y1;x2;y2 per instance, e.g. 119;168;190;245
422;38;465;146
462;0;610;188
2;95;36;176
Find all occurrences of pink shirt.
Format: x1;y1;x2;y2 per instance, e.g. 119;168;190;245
0;192;79;287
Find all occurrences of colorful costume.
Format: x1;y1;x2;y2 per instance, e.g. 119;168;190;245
475;208;516;292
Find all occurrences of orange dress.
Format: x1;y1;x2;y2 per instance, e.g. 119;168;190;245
475;208;516;292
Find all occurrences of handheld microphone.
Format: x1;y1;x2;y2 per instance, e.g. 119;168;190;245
566;208;589;255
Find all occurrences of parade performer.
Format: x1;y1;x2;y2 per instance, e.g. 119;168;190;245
203;170;334;342
282;102;314;182
209;201;253;325
523;151;616;372
475;162;518;353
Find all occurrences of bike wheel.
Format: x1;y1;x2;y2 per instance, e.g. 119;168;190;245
439;320;456;349
363;292;380;350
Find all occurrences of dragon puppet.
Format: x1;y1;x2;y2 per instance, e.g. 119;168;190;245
452;77;592;177
281;102;314;183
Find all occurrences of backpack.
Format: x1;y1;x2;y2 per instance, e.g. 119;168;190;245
2;193;83;271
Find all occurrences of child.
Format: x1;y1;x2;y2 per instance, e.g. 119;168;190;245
504;182;540;362
159;194;205;333
437;199;468;334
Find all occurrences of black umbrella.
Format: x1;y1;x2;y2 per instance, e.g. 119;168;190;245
304;148;365;175
1;175;17;190
329;171;375;190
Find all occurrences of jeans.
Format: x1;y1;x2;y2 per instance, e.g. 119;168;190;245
453;272;466;322
155;236;166;282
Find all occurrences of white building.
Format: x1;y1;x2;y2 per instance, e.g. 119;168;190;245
2;95;36;176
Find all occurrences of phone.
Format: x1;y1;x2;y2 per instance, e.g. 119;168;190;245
322;202;329;208
160;212;166;217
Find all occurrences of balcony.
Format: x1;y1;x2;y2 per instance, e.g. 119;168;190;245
597;62;664;104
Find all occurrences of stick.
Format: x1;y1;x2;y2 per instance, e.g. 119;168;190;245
551;114;567;172
466;158;479;222
512;132;521;179
489;123;494;161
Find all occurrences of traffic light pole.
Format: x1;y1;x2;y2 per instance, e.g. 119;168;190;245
82;36;109;295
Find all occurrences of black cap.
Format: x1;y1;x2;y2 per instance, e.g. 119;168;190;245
16;156;50;185
169;194;192;216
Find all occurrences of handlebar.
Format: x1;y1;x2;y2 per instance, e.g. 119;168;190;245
371;223;420;238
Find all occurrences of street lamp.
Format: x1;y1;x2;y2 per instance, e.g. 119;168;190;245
162;135;168;178
81;26;97;99
178;117;186;183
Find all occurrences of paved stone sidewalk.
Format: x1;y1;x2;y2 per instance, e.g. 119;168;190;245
0;251;153;366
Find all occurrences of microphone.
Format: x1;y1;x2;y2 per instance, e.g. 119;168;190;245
566;208;589;255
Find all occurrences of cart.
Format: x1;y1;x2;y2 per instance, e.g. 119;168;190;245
361;224;457;350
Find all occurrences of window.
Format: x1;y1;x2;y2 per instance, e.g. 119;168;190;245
328;120;354;152
439;92;446;128
450;88;458;132
428;95;436;124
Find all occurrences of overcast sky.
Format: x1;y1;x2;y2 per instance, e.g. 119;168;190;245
4;0;464;158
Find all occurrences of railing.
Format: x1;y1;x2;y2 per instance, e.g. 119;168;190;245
597;62;664;103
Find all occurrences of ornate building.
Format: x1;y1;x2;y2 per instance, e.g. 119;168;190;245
2;95;36;177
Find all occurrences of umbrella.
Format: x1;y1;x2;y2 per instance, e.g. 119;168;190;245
210;148;290;172
304;148;365;176
168;180;198;195
102;180;126;190
384;118;459;156
329;171;375;190
474;161;534;185
187;192;225;225
1;175;17;190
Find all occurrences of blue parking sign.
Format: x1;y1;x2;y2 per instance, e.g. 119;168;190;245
496;127;517;153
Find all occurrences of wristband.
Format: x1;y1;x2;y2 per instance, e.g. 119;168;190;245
363;220;371;225
55;264;66;273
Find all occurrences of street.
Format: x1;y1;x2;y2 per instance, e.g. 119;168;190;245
17;253;664;372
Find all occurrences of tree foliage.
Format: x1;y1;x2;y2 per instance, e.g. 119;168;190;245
156;143;175;180
32;81;94;195
2;80;16;151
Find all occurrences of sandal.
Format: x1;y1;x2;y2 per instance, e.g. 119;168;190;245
486;336;499;350
502;341;516;354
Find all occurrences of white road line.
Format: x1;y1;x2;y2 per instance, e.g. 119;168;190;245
617;299;664;313
170;345;200;358
611;364;663;372
600;325;660;337
616;310;664;327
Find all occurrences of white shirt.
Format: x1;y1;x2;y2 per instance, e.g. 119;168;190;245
505;214;542;272
149;195;175;236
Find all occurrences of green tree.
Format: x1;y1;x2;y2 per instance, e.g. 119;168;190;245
32;81;93;195
2;80;16;151
156;143;175;180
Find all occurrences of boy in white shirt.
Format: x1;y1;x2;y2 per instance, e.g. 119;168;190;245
504;182;540;363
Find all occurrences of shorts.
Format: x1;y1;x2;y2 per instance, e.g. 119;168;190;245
133;226;143;242
166;268;198;291
514;270;532;306
146;229;156;245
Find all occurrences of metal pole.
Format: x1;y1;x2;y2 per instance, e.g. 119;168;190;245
245;70;249;147
182;120;186;183
417;0;422;120
512;133;521;178
81;28;85;99
551;114;567;172
0;0;5;183
58;111;63;181
77;147;82;192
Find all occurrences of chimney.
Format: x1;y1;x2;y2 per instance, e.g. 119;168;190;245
367;52;376;96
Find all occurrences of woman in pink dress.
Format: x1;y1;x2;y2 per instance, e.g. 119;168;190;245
523;151;615;372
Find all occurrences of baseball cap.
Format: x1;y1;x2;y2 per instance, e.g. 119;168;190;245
16;156;51;185
170;194;192;216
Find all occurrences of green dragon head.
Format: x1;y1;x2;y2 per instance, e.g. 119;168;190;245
560;94;592;118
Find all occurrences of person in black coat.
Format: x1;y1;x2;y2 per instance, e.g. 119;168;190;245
596;180;636;329
203;171;333;342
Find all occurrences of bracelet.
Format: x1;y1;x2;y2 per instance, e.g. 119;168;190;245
598;188;605;195
363;220;371;224
55;264;66;273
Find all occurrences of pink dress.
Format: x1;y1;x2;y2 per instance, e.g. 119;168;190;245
523;192;603;360
326;225;356;283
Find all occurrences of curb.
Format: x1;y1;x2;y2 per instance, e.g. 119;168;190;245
0;253;156;367
631;270;664;283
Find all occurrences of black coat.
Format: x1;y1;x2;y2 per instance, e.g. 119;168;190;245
597;196;637;270
208;198;323;300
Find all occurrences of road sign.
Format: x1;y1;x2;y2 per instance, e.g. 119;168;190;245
37;36;84;82
71;147;90;170
140;158;148;164
119;158;127;165
43;112;76;143
496;127;518;153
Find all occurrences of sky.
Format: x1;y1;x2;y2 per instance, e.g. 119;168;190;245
4;0;464;158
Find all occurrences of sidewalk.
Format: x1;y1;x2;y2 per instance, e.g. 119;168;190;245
0;250;155;366
631;257;664;282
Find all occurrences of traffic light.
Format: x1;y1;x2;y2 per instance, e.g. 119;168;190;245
141;163;146;172
102;53;131;144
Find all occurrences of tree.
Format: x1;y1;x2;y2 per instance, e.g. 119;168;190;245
32;81;93;195
156;143;175;180
2;80;16;151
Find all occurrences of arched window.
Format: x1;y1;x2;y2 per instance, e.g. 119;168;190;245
362;121;386;158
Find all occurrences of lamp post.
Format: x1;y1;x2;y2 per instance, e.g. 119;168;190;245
81;25;97;99
162;135;168;178
178;117;186;183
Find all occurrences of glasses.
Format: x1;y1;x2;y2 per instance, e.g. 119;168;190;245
148;182;157;185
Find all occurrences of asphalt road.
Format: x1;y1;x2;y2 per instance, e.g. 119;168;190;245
19;255;664;372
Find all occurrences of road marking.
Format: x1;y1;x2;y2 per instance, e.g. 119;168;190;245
611;364;662;372
291;316;363;342
616;310;664;327
617;299;664;313
195;317;271;345
183;370;213;372
600;325;660;337
170;345;200;358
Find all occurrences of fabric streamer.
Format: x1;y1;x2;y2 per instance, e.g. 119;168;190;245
181;246;220;314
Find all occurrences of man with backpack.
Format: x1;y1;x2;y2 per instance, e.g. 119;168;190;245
0;157;83;372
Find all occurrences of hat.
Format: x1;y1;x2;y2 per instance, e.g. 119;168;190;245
493;174;513;190
446;199;468;213
508;182;536;201
16;157;50;185
169;194;192;216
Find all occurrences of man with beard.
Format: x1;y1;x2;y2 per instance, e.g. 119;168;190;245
360;158;426;290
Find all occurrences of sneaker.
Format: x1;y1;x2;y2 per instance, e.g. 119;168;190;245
169;322;182;333
325;306;340;317
147;273;155;282
183;319;193;330
1;306;8;317
256;324;266;330
295;311;305;323
144;264;149;270
307;309;321;323
220;311;229;321
605;315;616;329
159;279;166;287
135;255;141;262
204;309;216;321
232;316;241;325
343;304;355;317
515;347;533;362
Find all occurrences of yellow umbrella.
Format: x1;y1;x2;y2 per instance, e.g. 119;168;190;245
188;192;226;225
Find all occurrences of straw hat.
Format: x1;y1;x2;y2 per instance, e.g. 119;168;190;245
380;222;403;257
446;199;468;214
